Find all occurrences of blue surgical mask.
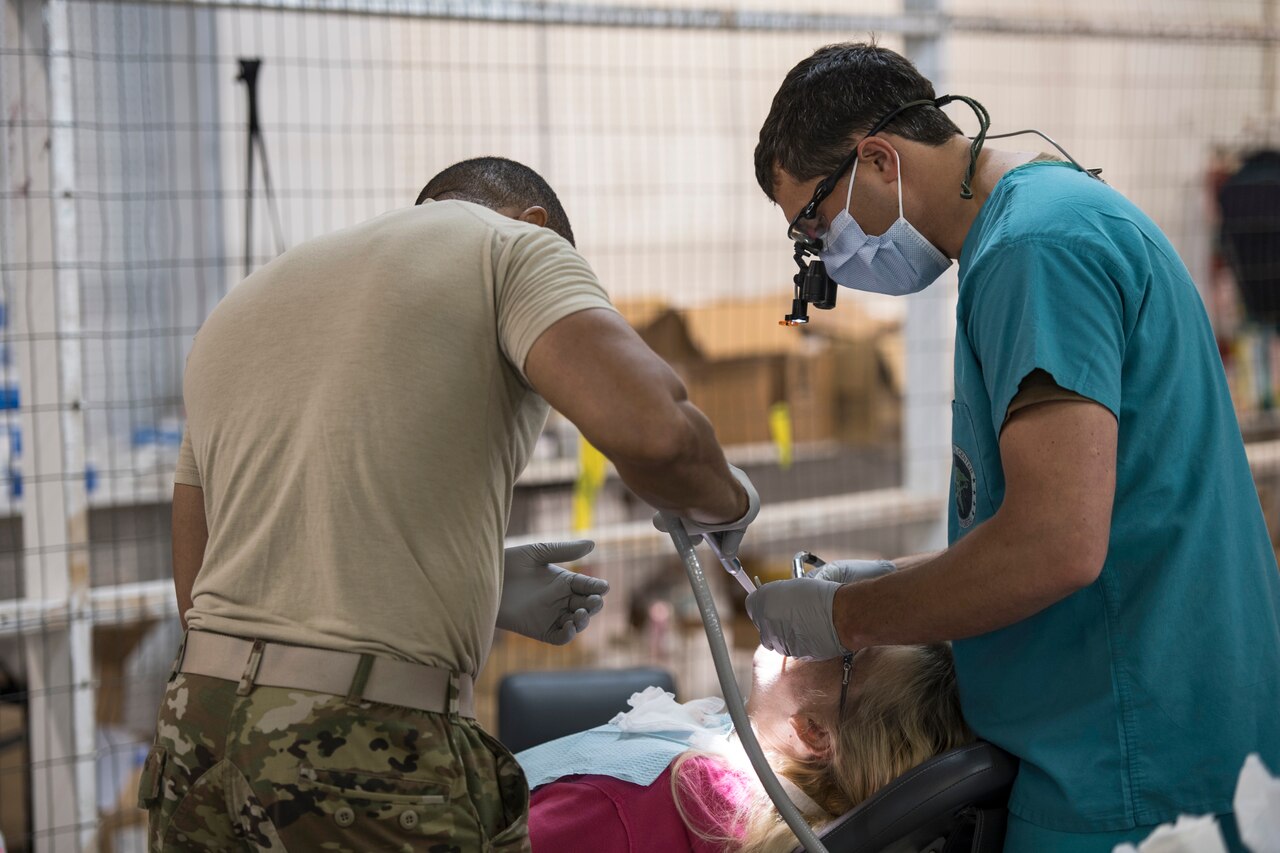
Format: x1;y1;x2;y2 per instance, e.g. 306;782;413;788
819;150;952;295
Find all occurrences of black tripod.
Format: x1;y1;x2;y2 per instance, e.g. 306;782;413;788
236;58;286;277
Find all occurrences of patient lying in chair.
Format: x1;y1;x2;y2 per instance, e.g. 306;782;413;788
520;643;972;853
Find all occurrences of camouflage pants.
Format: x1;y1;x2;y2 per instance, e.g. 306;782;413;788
138;670;530;852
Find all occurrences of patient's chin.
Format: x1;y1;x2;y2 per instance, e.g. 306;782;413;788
751;645;787;692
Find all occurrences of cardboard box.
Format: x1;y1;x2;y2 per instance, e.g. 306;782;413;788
787;348;837;444
617;297;827;445
615;299;701;366
0;701;28;852
797;303;901;444
615;296;896;447
95;622;151;727
683;356;782;446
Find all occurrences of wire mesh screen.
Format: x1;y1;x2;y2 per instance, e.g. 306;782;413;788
1;0;1277;848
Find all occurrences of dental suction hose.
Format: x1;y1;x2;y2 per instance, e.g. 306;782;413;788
660;513;829;853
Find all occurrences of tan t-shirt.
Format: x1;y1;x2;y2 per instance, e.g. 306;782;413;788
177;201;614;676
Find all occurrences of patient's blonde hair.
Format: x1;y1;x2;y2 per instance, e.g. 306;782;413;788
671;643;972;853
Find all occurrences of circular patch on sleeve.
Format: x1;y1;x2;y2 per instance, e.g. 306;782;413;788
952;445;977;529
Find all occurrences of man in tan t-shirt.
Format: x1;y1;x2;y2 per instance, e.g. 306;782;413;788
140;157;759;852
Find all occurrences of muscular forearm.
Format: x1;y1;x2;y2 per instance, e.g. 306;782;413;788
612;401;747;524
884;550;941;572
834;514;1093;651
524;309;748;524
746;401;1116;656
836;400;1116;649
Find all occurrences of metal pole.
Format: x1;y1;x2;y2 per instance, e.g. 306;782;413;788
1266;0;1278;125
14;1;95;849
902;0;952;551
45;0;94;844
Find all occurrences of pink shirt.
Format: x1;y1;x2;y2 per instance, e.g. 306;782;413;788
528;756;753;853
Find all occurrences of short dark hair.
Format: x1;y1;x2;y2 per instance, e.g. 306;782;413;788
416;156;576;246
754;43;962;200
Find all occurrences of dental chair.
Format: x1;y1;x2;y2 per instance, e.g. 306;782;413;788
803;739;1017;853
499;669;1017;853
497;666;677;753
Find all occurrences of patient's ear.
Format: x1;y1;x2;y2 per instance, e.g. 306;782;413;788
789;714;833;760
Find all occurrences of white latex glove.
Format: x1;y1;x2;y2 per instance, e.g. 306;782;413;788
652;465;760;558
496;540;608;645
811;558;896;584
745;577;847;660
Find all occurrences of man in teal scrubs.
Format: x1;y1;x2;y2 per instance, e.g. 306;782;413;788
743;43;1280;851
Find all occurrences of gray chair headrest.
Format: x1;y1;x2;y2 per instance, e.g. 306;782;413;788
805;741;1018;853
498;667;677;754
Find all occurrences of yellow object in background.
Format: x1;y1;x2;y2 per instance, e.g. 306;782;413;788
572;436;608;532
769;402;793;469
1231;334;1256;414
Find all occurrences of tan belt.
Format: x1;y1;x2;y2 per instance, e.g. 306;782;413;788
177;630;475;719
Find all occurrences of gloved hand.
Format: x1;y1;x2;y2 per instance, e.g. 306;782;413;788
652;465;760;559
745;577;847;660
810;558;896;584
497;540;609;645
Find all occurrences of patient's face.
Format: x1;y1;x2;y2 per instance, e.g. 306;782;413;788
746;646;844;752
745;645;918;754
748;645;838;708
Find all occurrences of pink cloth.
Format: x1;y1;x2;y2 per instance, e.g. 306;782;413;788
528;756;753;853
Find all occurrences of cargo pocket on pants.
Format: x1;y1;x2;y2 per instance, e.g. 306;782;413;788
136;746;167;809
297;763;449;805
474;728;530;852
293;761;470;847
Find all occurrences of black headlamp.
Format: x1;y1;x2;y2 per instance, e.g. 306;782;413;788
782;245;837;326
781;95;991;327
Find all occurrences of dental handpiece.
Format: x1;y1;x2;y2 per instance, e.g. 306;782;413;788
704;535;759;595
792;551;826;579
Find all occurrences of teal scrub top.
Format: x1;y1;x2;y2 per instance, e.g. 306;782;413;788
950;161;1280;838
